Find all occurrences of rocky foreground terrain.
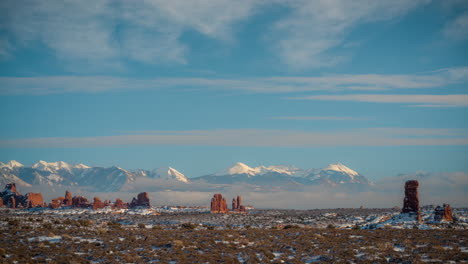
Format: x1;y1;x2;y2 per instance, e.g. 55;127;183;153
0;207;467;263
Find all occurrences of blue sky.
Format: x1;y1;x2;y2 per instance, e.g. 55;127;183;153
0;0;467;179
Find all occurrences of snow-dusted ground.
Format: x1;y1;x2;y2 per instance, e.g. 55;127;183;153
2;206;467;230
1;207;467;263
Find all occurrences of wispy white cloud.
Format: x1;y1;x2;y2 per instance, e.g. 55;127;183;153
1;67;466;95
0;0;431;70
269;0;430;69
443;11;468;41
0;0;261;66
272;116;368;121
289;94;468;107
1;128;466;148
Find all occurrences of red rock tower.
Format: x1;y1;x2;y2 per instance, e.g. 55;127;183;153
92;197;105;210
232;198;237;210
64;190;73;206
434;204;453;222
130;192;151;208
210;194;228;213
237;195;242;209
402;180;421;222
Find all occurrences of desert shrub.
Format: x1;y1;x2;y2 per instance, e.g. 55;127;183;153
107;221;122;229
327;224;335;229
138;223;146;229
283;224;300;229
181;223;197;230
42;222;53;229
7;219;19;226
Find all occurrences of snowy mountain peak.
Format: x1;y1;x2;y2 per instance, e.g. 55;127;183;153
153;167;189;183
32;160;71;172
215;162;258;176
0;160;24;169
323;163;359;177
32;160;91;172
74;163;90;169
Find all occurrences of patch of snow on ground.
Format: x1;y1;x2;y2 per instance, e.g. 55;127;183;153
28;236;62;243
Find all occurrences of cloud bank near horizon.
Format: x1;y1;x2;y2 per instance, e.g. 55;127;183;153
1;128;467;148
21;171;468;209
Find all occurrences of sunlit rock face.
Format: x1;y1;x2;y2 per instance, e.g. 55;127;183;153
210;193;228;213
434;204;453;222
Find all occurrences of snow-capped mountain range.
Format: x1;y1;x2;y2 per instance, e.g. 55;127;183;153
0;160;370;192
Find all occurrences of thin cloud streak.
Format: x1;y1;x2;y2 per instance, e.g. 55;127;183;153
0;67;466;95
272;116;368;121
1;128;467;148
289;94;468;107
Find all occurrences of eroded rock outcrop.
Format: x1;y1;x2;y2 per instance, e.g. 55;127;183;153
112;198;128;209
130;192;150;208
231;195;246;213
434;204;453;222
211;193;228;213
49;197;64;209
25;192;44;208
0;183;23;208
92;197;105;210
401;180;421;222
72;195;90;208
64;190;73;206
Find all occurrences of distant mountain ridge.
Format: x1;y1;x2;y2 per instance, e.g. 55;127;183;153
194;162;370;186
0;160;370;192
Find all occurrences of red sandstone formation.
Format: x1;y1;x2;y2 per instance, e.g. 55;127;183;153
64;190;73;206
402;180;421;222
231;195;246;213
211;194;228;213
130;192;150;208
113;198;128;209
0;197;3;207
434;204;454;222
72;195;90;208
92;197;105;210
25;192;44;208
49;198;63;209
